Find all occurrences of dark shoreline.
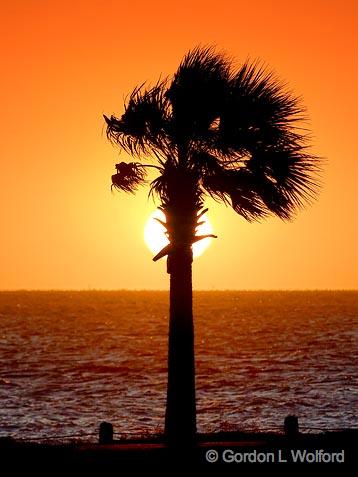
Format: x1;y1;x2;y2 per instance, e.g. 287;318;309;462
2;430;356;470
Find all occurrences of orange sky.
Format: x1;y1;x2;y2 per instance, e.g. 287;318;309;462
0;0;357;290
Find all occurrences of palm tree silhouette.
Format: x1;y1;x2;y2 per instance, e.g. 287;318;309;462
104;46;321;445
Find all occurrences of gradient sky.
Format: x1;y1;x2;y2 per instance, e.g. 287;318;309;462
1;0;357;290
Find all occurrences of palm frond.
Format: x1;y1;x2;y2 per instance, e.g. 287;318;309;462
202;166;268;221
202;146;321;220
216;61;306;155
104;79;170;157
248;147;321;211
111;162;147;193
166;45;231;140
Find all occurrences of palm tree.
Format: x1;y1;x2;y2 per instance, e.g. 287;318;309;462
104;46;320;446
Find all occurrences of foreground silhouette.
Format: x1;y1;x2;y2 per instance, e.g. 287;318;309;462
104;46;321;445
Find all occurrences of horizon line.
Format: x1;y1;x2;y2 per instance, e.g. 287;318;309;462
0;288;357;292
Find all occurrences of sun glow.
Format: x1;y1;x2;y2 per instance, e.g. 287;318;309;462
144;210;213;258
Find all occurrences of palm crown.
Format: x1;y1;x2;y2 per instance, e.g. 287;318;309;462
105;46;320;225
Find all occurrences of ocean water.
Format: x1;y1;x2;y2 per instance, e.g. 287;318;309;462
0;290;357;442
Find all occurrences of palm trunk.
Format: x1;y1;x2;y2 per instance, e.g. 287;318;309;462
164;245;196;445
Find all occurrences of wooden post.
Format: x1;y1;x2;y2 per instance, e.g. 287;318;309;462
284;415;299;438
99;421;113;444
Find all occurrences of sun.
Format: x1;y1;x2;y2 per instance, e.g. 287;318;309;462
144;210;213;258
